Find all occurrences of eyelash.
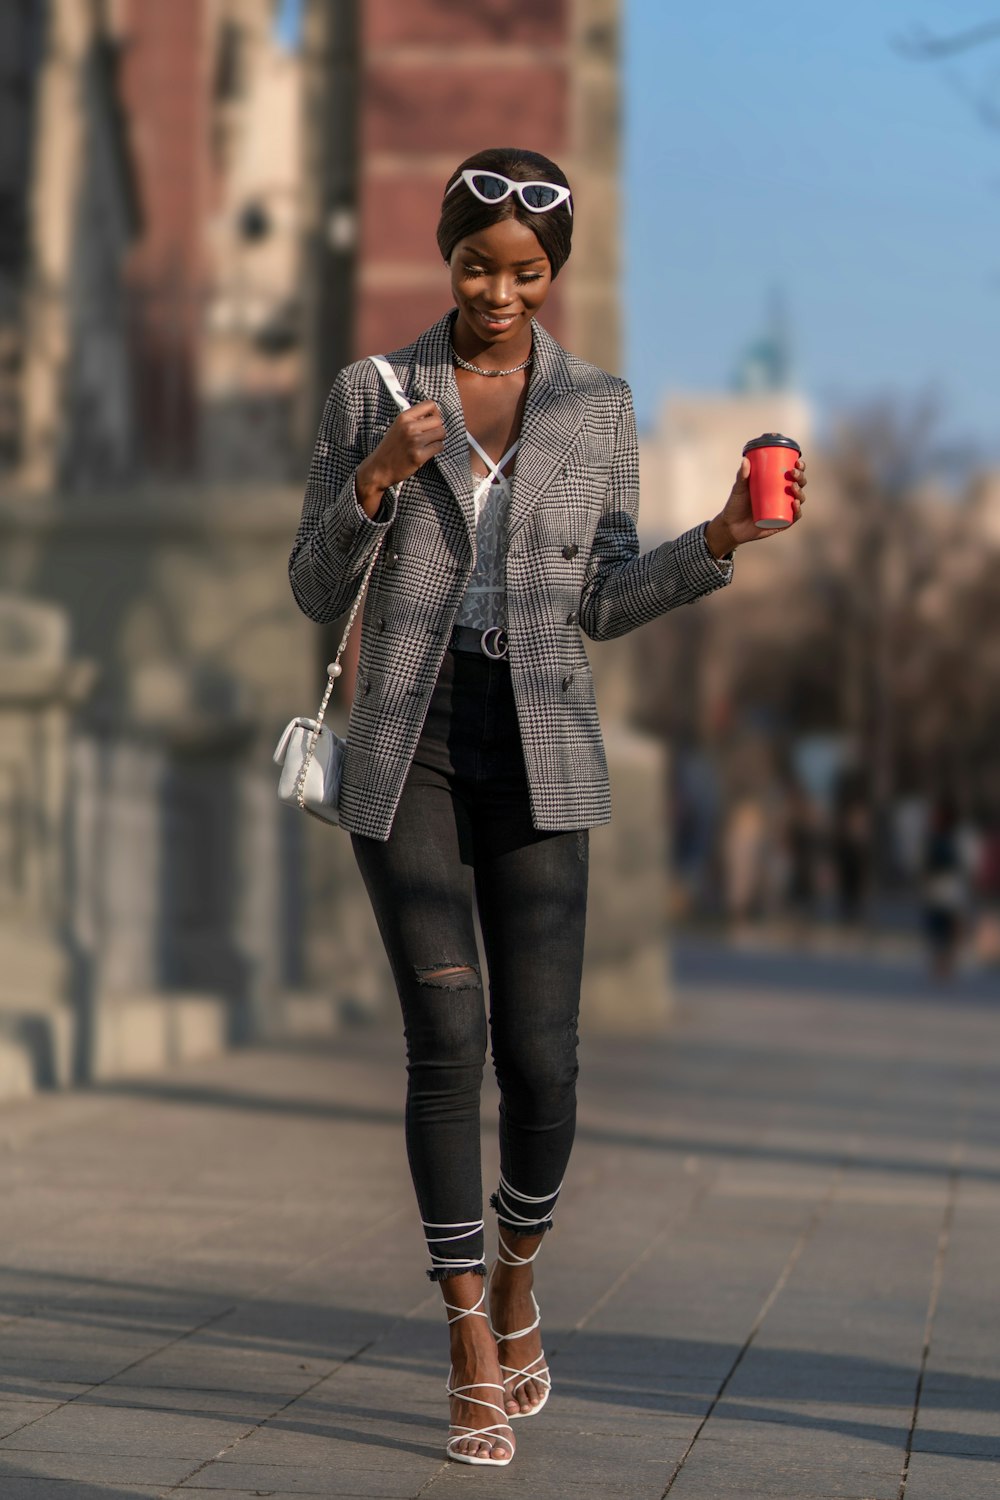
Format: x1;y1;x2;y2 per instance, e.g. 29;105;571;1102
461;266;543;285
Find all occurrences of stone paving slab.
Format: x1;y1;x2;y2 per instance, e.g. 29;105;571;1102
901;1450;999;1500
0;1484;167;1500
0;950;998;1497
0;1450;199;1485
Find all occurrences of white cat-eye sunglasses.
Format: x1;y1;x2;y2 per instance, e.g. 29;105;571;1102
446;169;573;216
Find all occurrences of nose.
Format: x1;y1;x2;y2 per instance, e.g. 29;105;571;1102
482;272;517;307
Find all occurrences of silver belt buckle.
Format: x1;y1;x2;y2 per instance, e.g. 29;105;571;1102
480;627;509;660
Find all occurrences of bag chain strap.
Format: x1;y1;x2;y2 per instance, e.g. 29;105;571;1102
293;354;409;811
292;535;385;810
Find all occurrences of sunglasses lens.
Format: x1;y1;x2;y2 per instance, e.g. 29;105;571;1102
471;172;509;201
521;183;561;209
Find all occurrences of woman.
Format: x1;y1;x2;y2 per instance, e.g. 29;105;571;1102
289;146;806;1466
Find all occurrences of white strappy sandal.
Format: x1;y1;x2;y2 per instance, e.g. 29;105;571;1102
489;1236;552;1419
443;1286;515;1467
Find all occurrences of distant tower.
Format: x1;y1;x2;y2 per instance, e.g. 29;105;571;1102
639;289;811;544
731;288;794;395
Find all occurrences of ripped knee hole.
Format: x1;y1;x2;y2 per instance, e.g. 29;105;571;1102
415;963;481;990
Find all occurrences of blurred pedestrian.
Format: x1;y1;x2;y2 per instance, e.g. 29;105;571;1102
921;796;968;981
723;795;766;929
784;780;823;927
973;810;1000;964
832;778;872;926
289;146;806;1466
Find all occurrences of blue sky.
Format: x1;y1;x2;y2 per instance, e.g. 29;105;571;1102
625;1;1000;455
273;0;302;49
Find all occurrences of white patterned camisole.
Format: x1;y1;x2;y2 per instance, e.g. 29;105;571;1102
454;430;519;633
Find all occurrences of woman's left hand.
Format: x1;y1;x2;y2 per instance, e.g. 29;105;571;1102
705;456;807;558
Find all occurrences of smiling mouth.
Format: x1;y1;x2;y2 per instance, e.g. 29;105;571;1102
475;309;518;329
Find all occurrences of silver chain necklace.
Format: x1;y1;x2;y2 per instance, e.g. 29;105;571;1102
452;344;533;378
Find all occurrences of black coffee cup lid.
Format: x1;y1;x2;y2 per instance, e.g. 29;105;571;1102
743;432;800;454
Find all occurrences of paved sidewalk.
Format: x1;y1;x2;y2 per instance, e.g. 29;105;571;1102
0;953;998;1500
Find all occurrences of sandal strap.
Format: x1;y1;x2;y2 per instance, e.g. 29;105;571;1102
497;1239;543;1267
494;1172;562;1244
424;1217;484;1276
446;1381;515;1451
446;1425;513;1456
491;1288;541;1343
500;1355;551;1400
446;1380;509;1414
443;1285;490;1329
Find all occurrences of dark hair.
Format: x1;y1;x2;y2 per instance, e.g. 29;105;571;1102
437;147;574;278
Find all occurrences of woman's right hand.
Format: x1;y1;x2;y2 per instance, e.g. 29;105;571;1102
355;401;447;517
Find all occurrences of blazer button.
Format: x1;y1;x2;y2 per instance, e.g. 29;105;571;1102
562;674;573;691
376;616;386;632
362;678;371;695
561;543;579;560
384;551;399;569
566;610;578;625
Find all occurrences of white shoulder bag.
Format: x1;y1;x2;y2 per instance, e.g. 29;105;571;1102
274;356;411;824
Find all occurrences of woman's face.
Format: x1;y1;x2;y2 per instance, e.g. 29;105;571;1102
449;217;552;347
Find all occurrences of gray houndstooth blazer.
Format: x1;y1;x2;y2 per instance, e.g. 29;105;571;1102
289;310;733;841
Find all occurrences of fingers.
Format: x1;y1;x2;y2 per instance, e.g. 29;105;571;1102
389;402;446;469
410;411;447;452
406;399;445;427
401;401;446;439
787;458;807;500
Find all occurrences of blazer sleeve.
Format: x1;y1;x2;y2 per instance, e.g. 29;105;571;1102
578;382;733;642
288;367;399;624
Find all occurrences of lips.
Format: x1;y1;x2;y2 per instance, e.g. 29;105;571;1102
475;308;518;331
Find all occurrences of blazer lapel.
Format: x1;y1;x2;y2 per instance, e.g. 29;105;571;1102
408;311;476;551
507;321;589;543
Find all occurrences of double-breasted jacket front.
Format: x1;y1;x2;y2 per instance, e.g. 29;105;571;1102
289;311;733;841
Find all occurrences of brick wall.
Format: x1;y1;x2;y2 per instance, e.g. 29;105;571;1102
355;0;571;356
118;0;206;470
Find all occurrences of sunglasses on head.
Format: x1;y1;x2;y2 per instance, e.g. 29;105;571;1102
446;169;573;216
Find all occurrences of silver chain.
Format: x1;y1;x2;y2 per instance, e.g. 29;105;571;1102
452;345;533;377
292;534;385;810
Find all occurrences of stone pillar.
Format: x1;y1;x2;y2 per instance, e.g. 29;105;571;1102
583;634;675;1035
567;0;621;372
0;594;94;1091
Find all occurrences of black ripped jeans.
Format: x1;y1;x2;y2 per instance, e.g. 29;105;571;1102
352;645;589;1280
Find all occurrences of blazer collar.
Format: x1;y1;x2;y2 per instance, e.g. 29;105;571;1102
506;320;588;542
410;311;476;544
408;310;590;547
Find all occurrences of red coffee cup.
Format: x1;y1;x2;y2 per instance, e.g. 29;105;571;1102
742;433;801;529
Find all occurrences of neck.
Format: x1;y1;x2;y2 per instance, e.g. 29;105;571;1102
452;316;534;371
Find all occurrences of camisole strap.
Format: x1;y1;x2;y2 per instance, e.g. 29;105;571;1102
467;431;519;484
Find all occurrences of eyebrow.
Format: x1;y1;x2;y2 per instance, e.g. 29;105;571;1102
462;247;548;267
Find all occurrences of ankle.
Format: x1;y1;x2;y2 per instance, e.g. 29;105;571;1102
491;1259;533;1291
496;1229;545;1268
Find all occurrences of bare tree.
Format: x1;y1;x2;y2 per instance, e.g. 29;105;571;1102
896;18;1000;130
638;398;1000;882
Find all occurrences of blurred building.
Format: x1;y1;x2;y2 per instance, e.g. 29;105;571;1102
0;0;655;1097
14;0;304;490
0;1;47;473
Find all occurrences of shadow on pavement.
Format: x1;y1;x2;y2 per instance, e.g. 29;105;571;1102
0;1282;996;1467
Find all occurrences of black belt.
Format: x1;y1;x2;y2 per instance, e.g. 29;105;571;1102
449;625;509;660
